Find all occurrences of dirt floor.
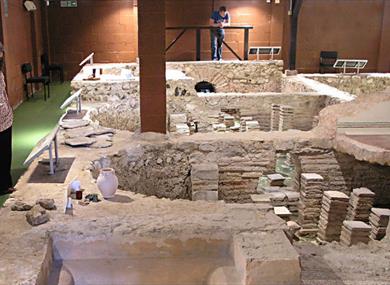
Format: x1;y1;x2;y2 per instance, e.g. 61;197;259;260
297;239;390;285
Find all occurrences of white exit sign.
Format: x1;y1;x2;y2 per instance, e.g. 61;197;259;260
60;0;77;8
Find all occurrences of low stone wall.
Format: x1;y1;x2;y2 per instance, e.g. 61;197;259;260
305;74;390;96
169;93;334;132
72;60;284;101
91;134;390;205
281;76;315;93
90;92;335;132
167;60;284;93
91;138;277;202
90;135;332;202
72;78;195;102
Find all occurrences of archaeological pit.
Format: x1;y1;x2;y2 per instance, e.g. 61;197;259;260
72;61;340;133
2;59;390;285
3;1;390;284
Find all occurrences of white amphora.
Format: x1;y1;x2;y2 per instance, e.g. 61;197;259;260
96;168;118;199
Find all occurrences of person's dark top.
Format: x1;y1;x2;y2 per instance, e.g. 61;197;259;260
210;11;230;24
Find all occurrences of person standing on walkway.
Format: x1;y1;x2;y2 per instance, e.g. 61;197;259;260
0;42;15;195
210;6;231;61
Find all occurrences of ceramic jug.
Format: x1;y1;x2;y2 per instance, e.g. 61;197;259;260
96;168;118;199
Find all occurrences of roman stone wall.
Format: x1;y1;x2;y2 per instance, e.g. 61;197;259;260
292;151;390;206
91;134;390;204
305;75;390;96
281;76;315;93
168;93;333;132
88;92;333;132
166;61;284;93
91;138;278;202
73;62;351;133
71;60;285;100
71;78;195;102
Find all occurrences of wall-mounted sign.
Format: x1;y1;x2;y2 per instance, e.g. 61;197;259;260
60;0;77;8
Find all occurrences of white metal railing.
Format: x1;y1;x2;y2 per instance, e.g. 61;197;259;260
60;89;83;114
79;52;95;67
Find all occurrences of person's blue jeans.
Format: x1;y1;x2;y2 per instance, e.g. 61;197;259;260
210;29;225;60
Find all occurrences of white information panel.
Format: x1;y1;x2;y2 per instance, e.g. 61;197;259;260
249;46;281;60
24;125;60;175
334;59;368;74
60;89;83;113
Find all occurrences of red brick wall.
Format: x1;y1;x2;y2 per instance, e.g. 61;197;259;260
1;0;43;107
47;0;138;80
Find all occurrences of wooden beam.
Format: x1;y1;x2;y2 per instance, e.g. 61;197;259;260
138;0;167;133
288;0;303;70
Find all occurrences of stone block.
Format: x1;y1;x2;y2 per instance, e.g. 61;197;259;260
233;231;301;285
191;163;219;181
353;187;375;198
324;191;349;201
26;206;50;226
250;194;272;204
301;173;323;181
11;201;33;211
192;191;218;201
274;206;292;218
175;123;190;135
343;220;371;232
169;113;187;125
285;70;298;76
36;199;56;210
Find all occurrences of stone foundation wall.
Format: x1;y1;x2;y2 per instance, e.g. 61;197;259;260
281;76;315;93
91;138;278;202
89;93;334;132
305;74;390;96
292;151;390;206
71;78;195;102
91;136;390;205
169;93;333;132
89;101;141;131
72;60;285;101
73;61;291;132
167;61;284;93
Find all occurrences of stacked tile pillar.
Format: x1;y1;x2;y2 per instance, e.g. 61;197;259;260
191;163;219;201
279;105;294;131
346;188;375;222
270;104;280;131
138;0;166;133
369;208;390;240
317;191;349;242
298;173;324;234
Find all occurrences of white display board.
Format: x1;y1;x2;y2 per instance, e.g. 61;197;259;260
334;59;368;74
24;125;60;175
249;46;281;60
60;89;83;113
